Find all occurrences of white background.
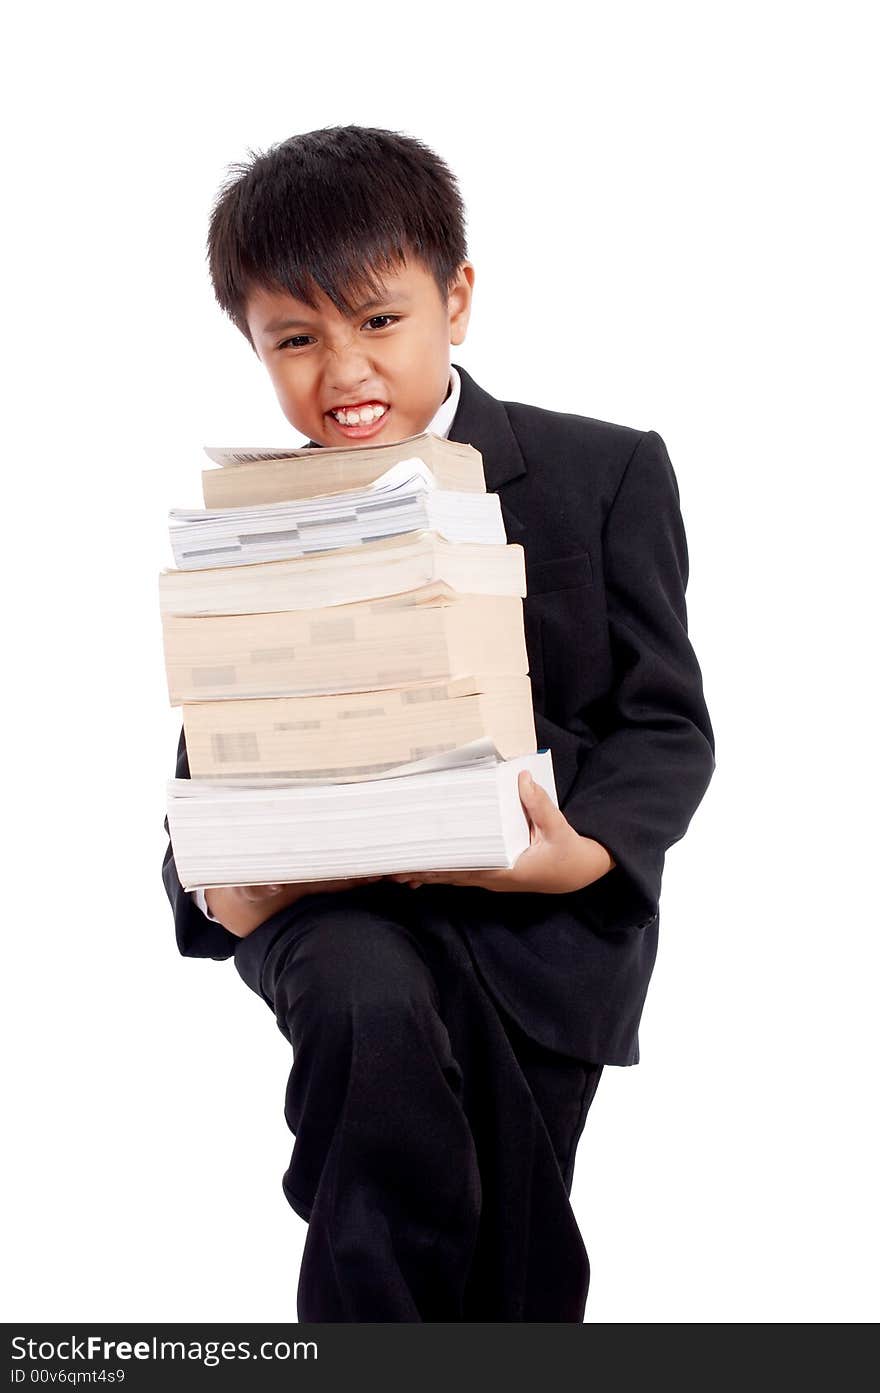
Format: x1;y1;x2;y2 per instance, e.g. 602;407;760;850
3;0;877;1324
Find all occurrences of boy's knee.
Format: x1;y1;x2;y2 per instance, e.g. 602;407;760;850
271;910;440;1038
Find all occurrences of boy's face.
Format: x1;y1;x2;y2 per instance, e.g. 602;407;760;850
245;256;474;447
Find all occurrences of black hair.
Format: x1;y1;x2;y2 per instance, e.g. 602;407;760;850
207;125;468;350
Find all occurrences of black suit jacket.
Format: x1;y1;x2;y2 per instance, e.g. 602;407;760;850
162;363;715;1065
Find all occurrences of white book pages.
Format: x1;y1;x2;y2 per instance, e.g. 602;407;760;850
168;461;504;569
173;457;438;523
166;749;557;890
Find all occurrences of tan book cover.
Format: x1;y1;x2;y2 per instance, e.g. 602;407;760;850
182;674;536;779
161;587;528;704
202;432;486;509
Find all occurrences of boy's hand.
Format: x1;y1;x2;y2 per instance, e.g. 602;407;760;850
205;874;385;938
234;883;288;903
237;875;384;902
387;770;615;894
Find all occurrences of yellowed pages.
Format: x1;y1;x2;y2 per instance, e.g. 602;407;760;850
182;675;536;778
161;592;527;703
202;433;486;508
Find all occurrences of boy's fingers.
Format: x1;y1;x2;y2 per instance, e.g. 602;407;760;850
238;883;284;900
519;771;564;826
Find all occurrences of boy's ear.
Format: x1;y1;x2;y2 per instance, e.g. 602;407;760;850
448;261;475;346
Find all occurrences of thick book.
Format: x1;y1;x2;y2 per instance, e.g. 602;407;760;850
168;459;505;571
202;431;486;509
181;674;537;779
166;744;557;890
161;584;528;703
158;530;526;618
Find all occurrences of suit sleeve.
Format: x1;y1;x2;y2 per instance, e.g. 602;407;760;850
561;429;715;933
162;723;240;960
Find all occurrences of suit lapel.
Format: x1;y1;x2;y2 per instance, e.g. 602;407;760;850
305;361;527;543
448;362;527;542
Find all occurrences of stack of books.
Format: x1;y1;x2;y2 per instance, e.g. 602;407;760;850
160;432;557;891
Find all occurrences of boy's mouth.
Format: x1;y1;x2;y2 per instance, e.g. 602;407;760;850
325;401;390;439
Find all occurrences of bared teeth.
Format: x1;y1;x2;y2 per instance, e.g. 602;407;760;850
332;403;387;425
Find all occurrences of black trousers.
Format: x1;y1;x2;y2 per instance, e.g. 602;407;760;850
233;882;603;1322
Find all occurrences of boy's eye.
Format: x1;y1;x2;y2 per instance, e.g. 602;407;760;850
276;316;399;351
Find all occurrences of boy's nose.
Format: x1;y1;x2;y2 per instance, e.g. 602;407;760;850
329;377;371;401
326;372;383;408
325;340;376;392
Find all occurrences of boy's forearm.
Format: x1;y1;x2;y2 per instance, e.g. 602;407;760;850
204;883;309;937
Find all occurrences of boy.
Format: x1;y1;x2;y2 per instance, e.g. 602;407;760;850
161;125;715;1322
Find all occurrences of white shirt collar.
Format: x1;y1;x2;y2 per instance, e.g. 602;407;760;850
426;364;461;440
